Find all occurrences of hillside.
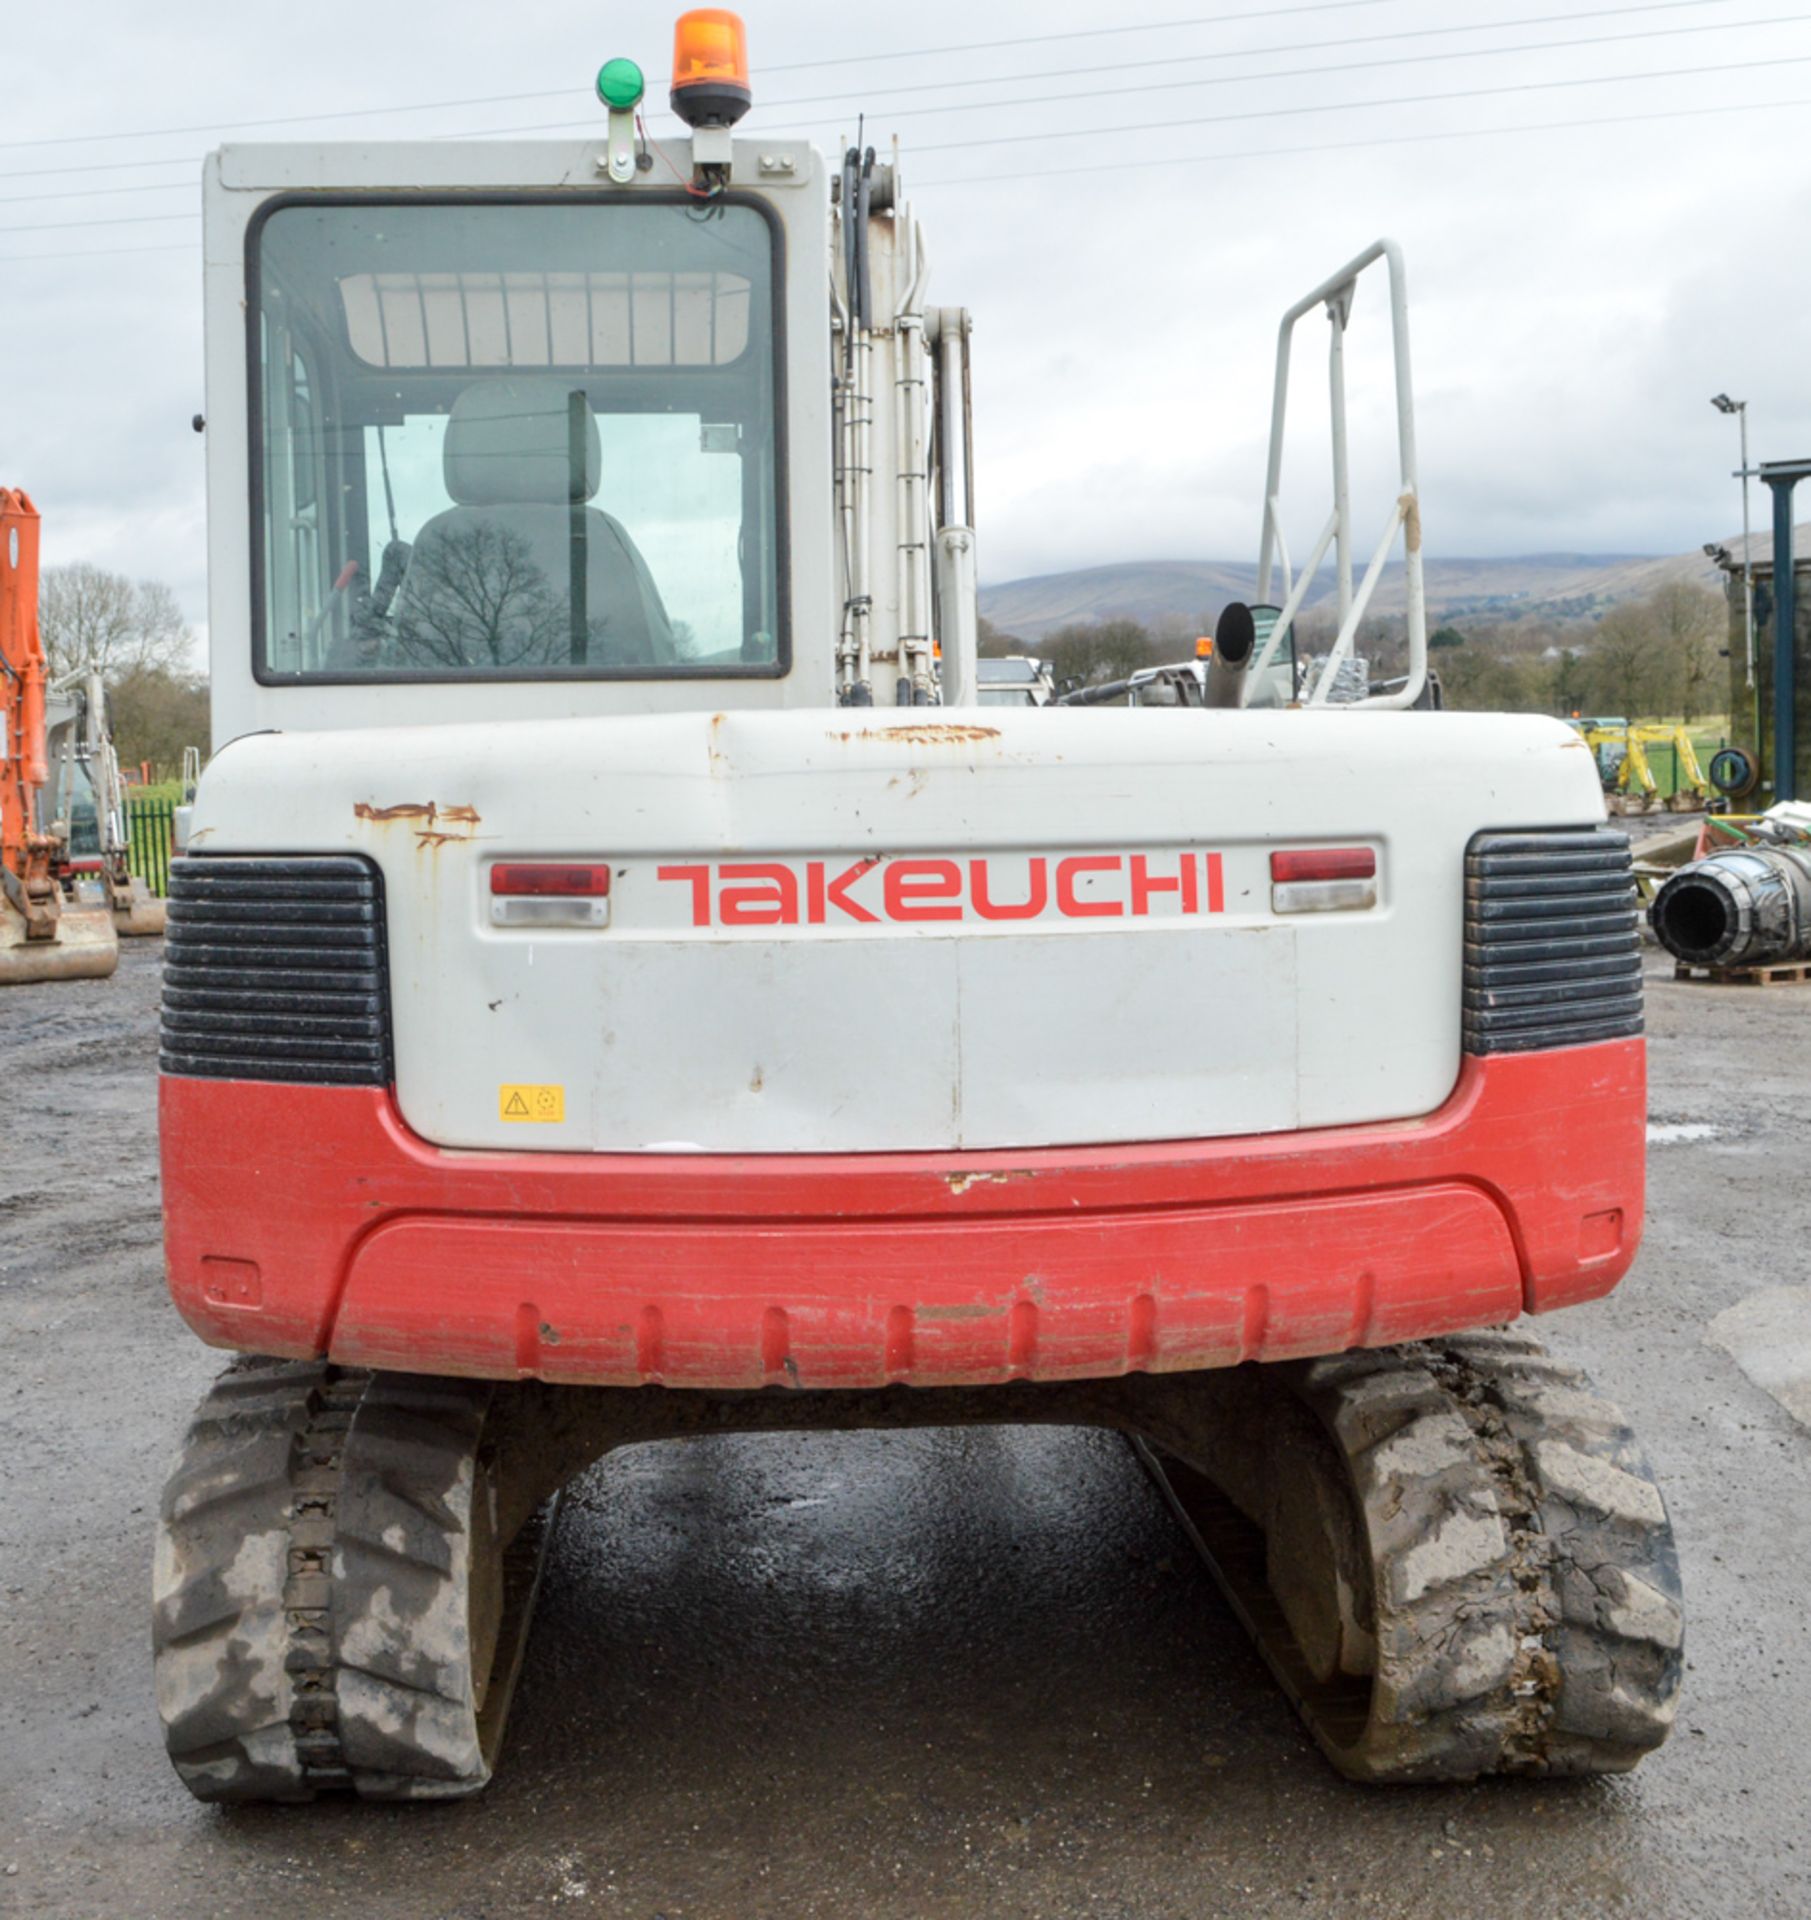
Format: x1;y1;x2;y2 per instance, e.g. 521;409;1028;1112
977;534;1763;643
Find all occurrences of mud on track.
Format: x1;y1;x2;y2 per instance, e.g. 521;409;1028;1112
1;941;1808;1919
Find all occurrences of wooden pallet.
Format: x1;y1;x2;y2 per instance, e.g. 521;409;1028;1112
1674;959;1811;987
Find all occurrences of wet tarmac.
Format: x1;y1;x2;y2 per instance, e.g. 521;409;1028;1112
2;940;1808;1919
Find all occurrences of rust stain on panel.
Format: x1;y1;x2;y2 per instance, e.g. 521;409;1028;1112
355;801;435;823
354;799;482;851
355;800;481;827
829;724;1001;746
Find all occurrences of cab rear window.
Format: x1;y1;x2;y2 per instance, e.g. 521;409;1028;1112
250;196;785;682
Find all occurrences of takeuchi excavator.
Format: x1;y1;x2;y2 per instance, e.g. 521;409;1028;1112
152;11;1680;1801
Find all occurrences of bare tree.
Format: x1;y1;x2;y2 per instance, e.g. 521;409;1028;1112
388;522;674;670
1647;580;1725;723
1582;602;1659;718
391;523;568;669
108;665;209;779
1438;646;1550;713
976;615;1022;659
1042;618;1158;689
38;563;193;681
1552;647;1588;717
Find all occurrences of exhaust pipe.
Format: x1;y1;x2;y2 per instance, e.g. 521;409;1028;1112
1202;602;1257;709
1649;844;1811;968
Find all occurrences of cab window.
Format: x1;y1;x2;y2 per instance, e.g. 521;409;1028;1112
251;197;784;681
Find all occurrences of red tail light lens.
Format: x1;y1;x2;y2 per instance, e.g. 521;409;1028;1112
490;863;611;897
1270;848;1376;884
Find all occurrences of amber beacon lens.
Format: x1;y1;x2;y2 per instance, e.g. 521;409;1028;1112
670;9;752;127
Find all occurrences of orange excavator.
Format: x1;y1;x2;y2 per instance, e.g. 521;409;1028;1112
1;487;163;985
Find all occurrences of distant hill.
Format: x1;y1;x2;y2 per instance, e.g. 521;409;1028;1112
977;536;1763;643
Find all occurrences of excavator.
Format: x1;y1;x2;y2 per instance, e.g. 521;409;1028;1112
151;11;1680;1801
1578;718;1710;814
2;488;167;984
2;489;165;982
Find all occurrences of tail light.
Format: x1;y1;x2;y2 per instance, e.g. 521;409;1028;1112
489;862;611;928
1270;846;1378;914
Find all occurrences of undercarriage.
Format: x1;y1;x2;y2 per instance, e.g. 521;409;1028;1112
154;1328;1681;1800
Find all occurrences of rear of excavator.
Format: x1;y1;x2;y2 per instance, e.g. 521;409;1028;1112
151;723;1680;1795
151;16;1681;1805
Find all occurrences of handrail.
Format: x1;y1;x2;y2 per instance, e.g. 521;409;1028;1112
1251;239;1426;711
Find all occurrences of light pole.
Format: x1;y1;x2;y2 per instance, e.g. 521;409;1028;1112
1711;394;1757;737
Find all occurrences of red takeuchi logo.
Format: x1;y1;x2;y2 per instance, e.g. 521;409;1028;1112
655;854;1226;926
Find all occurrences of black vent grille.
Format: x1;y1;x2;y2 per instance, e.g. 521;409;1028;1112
1464;828;1643;1054
160;856;391;1085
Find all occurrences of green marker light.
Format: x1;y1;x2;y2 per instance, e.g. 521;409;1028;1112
596;58;646;112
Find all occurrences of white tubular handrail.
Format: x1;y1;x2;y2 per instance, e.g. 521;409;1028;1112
1252;238;1426;711
1267;493;1294;606
1249;505;1334;684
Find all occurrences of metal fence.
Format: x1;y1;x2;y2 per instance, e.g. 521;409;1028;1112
127;796;176;898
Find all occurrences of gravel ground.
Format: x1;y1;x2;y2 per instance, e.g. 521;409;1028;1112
1;938;1808;1920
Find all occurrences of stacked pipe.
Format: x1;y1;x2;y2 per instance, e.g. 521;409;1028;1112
1649;844;1811;968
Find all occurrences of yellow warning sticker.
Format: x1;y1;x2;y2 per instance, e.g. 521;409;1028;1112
499;1084;565;1123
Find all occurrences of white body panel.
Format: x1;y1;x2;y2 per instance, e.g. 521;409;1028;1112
194;149;1599;1165
189;708;1605;1154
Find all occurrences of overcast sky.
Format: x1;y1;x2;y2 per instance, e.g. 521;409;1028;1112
5;0;1809;642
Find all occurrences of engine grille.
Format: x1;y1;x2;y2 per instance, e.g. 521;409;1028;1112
1464;828;1643;1054
160;856;391;1085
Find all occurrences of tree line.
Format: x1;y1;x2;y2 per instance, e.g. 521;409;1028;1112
34;562;207;779
982;578;1731;720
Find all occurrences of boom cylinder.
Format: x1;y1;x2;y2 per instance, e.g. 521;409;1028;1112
1650;844;1811;968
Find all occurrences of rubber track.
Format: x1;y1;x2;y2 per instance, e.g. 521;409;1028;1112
1144;1329;1683;1783
154;1357;548;1803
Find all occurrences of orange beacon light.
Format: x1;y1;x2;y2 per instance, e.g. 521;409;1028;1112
670;10;752;128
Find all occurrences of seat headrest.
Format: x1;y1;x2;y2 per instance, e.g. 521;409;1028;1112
442;379;602;508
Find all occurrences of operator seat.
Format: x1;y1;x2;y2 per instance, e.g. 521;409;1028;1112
391;379;676;670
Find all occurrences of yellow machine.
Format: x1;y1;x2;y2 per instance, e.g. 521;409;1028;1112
1581;721;1709;814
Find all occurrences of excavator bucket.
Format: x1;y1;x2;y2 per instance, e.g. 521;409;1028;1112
0;897;118;984
114;875;167;937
